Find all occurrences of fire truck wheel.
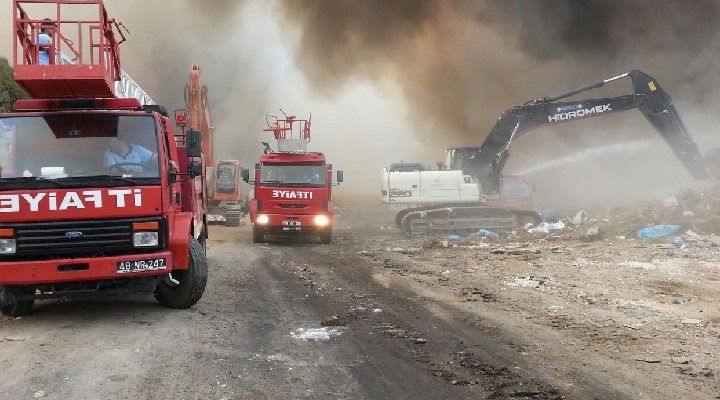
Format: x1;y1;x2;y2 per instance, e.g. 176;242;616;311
319;228;332;244
0;286;35;317
252;225;265;243
154;237;207;309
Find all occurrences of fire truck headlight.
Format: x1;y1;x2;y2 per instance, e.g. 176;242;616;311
256;214;270;224
133;232;159;247
314;215;330;226
0;239;16;254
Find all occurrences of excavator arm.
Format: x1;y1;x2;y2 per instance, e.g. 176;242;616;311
460;70;707;195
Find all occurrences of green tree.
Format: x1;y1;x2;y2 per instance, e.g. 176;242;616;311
0;56;29;112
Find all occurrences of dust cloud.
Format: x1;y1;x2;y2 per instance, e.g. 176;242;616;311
3;1;720;210
279;0;720;209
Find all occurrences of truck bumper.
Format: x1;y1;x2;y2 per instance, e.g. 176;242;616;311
0;251;174;285
254;213;331;235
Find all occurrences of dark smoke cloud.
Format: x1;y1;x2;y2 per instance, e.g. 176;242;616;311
110;0;277;164
281;0;720;144
279;0;720;208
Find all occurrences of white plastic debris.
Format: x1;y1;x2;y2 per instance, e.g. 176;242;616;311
663;195;679;208
290;327;343;341
571;210;589;225
528;221;565;234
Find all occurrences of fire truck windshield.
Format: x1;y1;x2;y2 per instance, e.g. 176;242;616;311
259;162;326;187
0;114;161;181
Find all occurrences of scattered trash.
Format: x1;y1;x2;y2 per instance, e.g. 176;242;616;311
682;210;695;217
475;229;498;240
449;235;471;241
290;327;343;342
663;195;679;208
681;318;702;325
490;246;540;255
571;210;589;225
581;226;603;242
710;235;720;247
528;221;565;234
448;229;499;241
671;357;690;364
503;277;545;287
636;224;681;238
673;237;685;247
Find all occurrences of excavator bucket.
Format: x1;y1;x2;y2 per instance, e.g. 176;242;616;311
704;148;720;181
630;70;708;180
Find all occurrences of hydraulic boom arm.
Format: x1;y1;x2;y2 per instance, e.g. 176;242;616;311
460;70;707;194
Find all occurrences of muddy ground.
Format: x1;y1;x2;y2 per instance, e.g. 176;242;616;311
1;188;720;399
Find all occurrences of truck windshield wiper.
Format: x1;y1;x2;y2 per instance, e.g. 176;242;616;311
71;175;140;185
0;176;71;187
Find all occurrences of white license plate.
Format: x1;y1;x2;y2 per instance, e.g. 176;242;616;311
116;257;167;273
282;220;301;231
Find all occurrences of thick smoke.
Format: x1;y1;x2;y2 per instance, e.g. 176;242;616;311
280;0;720;208
282;0;720;140
110;0;276;164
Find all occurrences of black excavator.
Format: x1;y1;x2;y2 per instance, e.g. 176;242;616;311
387;70;714;235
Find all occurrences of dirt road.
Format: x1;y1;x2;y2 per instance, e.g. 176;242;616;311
1;194;719;399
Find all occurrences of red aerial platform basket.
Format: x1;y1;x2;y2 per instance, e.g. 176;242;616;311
12;0;125;99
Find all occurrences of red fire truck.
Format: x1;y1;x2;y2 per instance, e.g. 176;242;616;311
0;0;208;316
242;111;342;244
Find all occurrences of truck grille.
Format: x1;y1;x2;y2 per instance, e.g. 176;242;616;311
278;204;307;209
0;217;166;260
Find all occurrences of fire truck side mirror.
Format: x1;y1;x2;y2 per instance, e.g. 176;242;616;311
336;170;343;183
241;167;250;183
185;129;202;158
188;160;203;177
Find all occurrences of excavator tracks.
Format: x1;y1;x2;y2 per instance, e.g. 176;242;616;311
395;204;540;236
